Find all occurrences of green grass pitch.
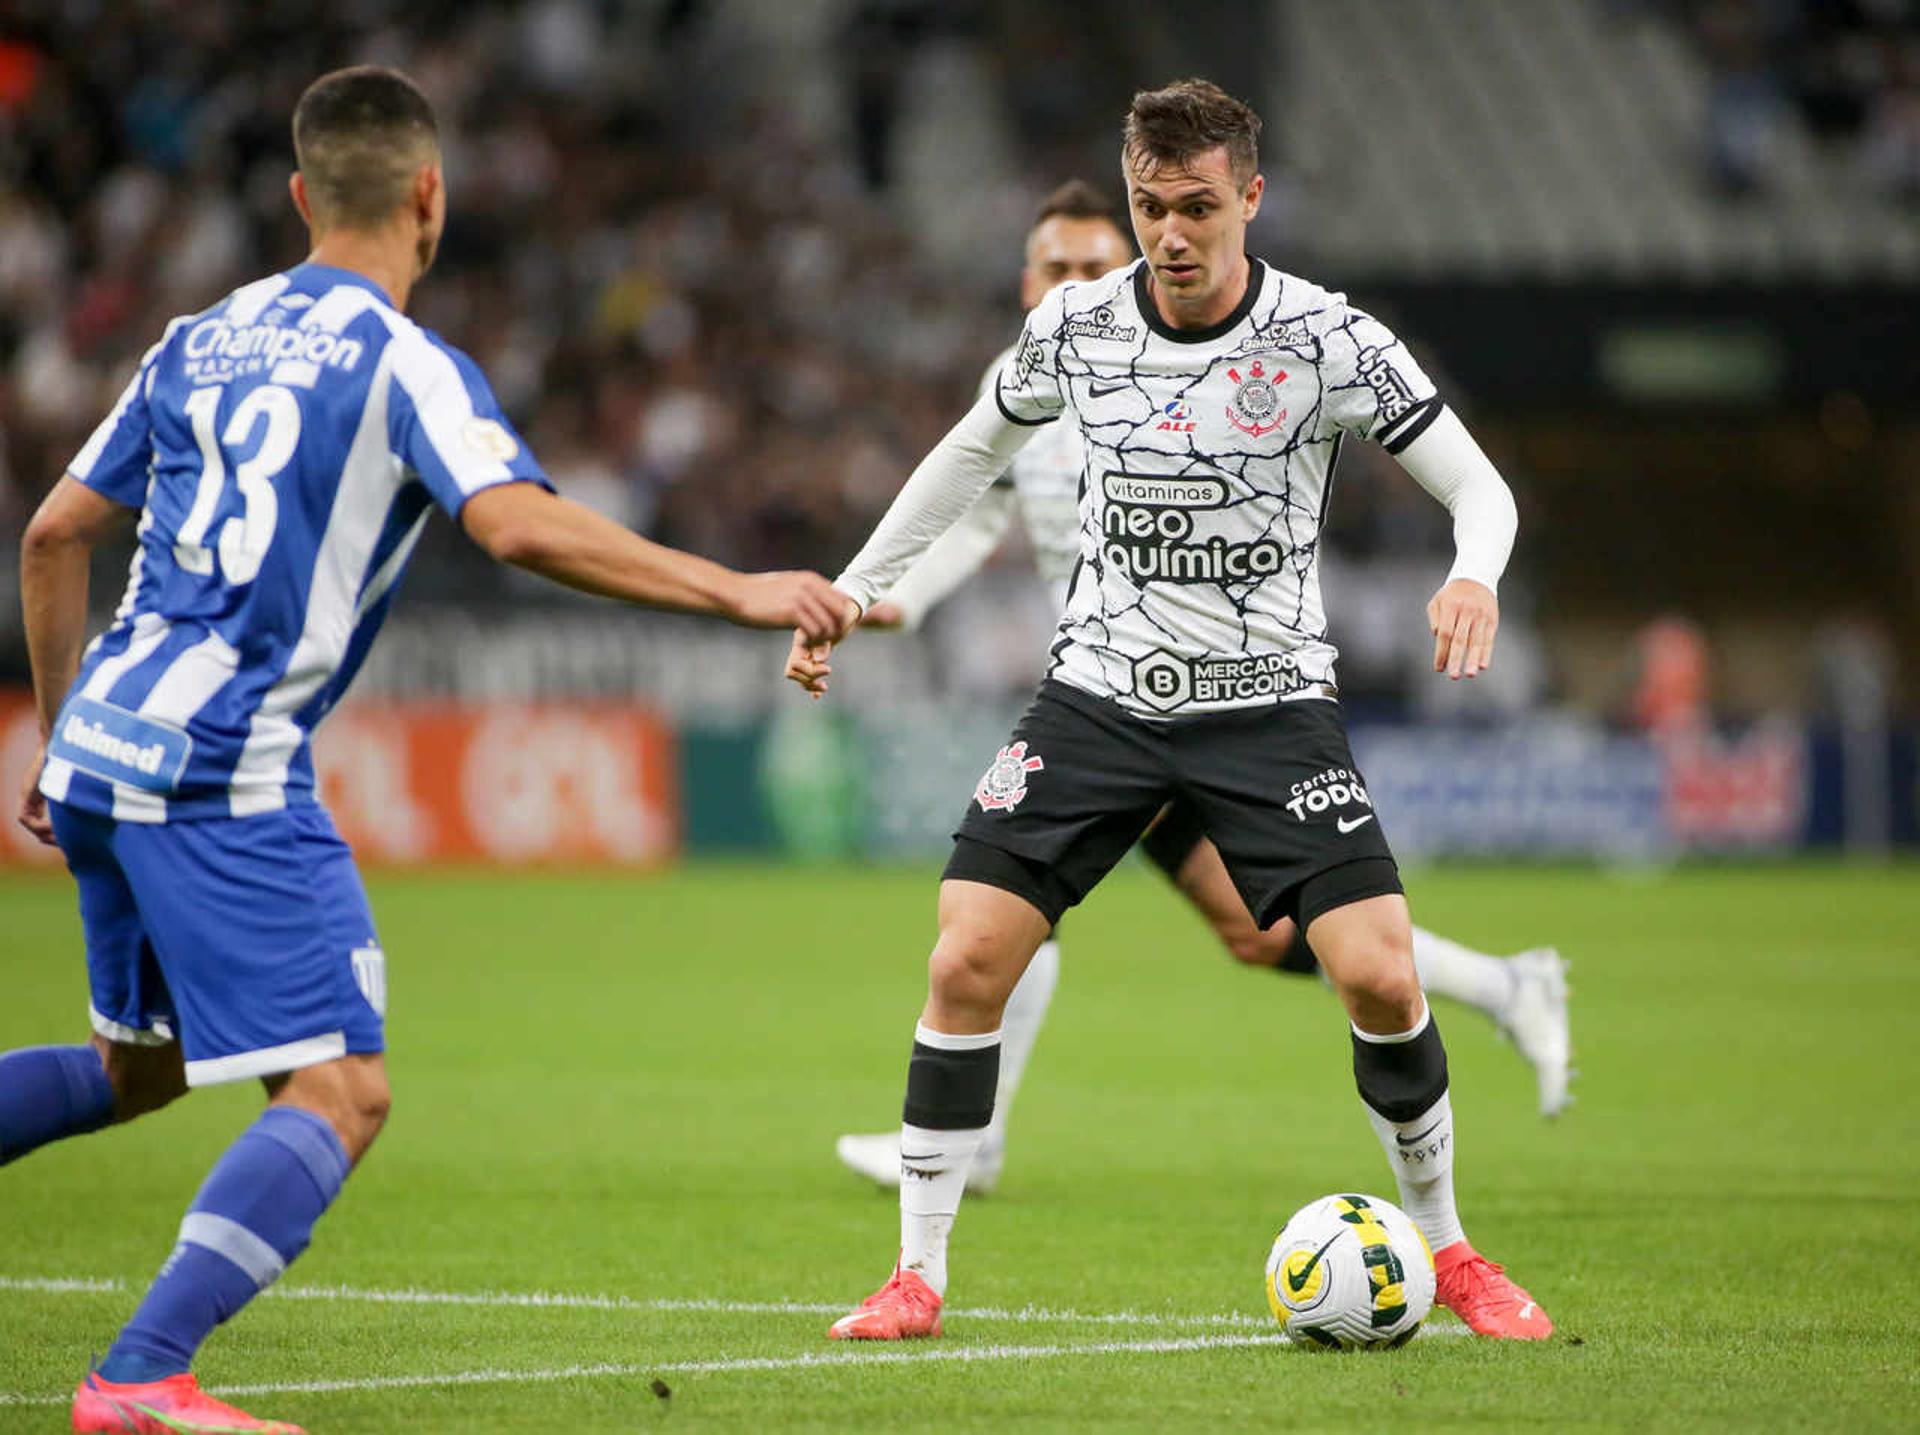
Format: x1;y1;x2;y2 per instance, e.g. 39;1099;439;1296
2;860;1915;1432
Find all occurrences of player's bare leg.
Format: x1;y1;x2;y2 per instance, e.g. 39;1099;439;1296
1308;895;1551;1339
830;880;1051;1340
0;1033;188;1166
97;1035;191;1122
1169;836;1571;1115
1165;837;1305;967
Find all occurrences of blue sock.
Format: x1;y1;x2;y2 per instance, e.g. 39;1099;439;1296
98;1106;350;1383
0;1045;115;1165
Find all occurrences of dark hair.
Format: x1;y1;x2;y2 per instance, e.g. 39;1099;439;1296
292;66;439;229
1123;78;1261;186
1034;178;1118;228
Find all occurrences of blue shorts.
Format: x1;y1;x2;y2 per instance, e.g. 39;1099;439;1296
49;802;387;1088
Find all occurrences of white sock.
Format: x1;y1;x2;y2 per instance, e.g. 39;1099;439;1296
1411;926;1514;1024
1362;1085;1466;1253
899;1119;986;1297
983;938;1059;1154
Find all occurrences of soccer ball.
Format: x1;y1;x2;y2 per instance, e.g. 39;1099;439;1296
1264;1193;1435;1350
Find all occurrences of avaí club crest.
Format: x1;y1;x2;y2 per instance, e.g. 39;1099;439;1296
1226;359;1288;438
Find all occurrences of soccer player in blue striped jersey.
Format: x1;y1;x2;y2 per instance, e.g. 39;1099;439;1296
5;67;848;1435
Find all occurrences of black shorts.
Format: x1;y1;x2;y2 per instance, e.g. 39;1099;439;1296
944;680;1402;930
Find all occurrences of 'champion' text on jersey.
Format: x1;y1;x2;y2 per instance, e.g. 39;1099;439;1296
996;258;1442;717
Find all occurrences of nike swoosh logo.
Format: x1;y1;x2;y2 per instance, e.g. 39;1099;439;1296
1287;1233;1342;1293
1087;381;1130;398
1336;814;1374;834
1395;1119;1442;1147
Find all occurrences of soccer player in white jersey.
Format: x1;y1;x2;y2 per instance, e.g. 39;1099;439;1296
791;81;1553;1341
4;68;845;1435
833;181;1570;1196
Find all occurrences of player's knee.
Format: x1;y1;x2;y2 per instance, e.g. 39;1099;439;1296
92;1036;187;1123
273;1057;390;1160
1344;957;1423;1030
337;1068;392;1156
357;1078;393;1135
927;927;1017;1011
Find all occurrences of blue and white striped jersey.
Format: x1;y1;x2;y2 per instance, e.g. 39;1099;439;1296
41;262;548;823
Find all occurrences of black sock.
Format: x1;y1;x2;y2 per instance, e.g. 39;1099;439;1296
902;1024;1000;1130
1351;1009;1449;1122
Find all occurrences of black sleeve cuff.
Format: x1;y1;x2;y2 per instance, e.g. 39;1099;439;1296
994;378;1060;428
1378;396;1444;454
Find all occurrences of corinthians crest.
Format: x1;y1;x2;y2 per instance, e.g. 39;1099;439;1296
1225;359;1288;438
974;741;1044;813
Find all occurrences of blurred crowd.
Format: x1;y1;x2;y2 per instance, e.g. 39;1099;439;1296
1679;0;1920;195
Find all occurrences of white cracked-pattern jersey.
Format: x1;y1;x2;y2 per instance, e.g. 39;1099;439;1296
995;257;1441;717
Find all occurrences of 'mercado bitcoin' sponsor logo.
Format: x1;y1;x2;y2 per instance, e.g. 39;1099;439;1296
1132;649;1305;713
1099;471;1286;586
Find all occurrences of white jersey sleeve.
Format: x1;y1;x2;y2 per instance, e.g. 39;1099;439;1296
833;385;1038;613
875;349;1032;625
878;483;1017;628
1314;296;1444;454
1391;407;1517;593
992;286;1069;426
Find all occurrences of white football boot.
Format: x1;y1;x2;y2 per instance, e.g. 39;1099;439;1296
1499;948;1573;1117
835;1131;1004;1194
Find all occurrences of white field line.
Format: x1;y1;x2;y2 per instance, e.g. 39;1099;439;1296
0;1273;1471;1408
0;1274;1273;1330
0;1333;1296;1407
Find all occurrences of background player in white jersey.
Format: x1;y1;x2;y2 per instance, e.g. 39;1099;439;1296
834;182;1570;1196
4;67;845;1435
791;80;1553;1343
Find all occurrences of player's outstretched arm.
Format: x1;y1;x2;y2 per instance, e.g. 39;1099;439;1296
18;476;134;842
866;485;1018;631
832;388;1041;622
1389;408;1518;681
460;482;855;643
785;388;1039;698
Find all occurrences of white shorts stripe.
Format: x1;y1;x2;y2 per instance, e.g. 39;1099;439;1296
183;1032;347;1088
88;1007;174;1047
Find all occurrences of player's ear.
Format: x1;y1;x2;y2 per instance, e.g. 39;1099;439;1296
1242;172;1265;224
412;161;442;225
289;172;314;228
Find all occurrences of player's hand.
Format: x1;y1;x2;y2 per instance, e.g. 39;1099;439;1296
16;743;55;847
786;629;835;700
725;572;857;644
1427;578;1499;681
860;600;907;630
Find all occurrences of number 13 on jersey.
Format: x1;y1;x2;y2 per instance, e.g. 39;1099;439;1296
173;382;303;585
